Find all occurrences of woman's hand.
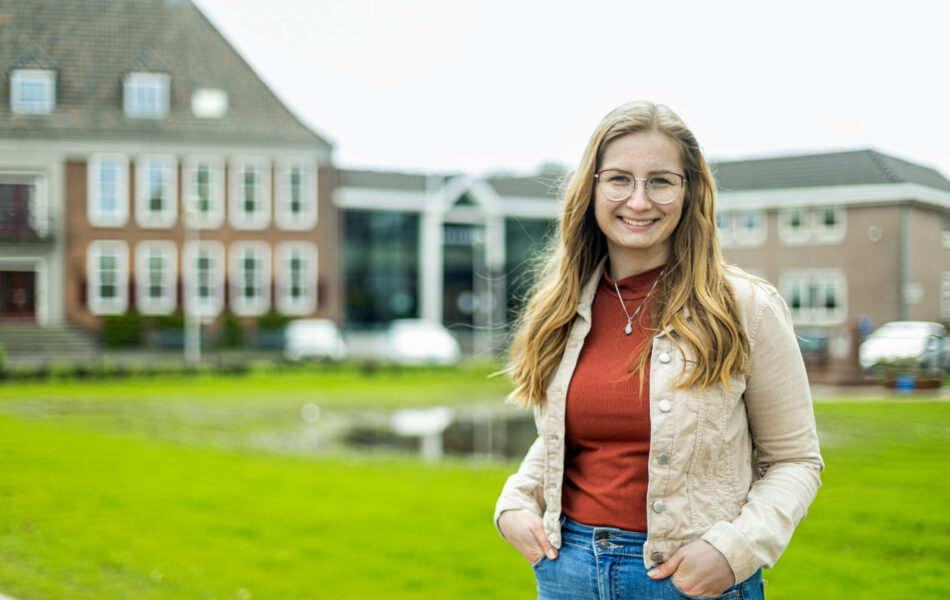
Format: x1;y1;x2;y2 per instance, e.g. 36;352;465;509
497;509;558;565
647;540;734;598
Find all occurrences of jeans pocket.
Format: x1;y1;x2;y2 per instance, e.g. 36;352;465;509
665;578;740;600
531;554;547;570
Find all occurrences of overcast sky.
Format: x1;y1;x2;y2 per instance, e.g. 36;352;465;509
192;0;950;179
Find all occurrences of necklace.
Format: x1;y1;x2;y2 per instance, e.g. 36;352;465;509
611;269;663;335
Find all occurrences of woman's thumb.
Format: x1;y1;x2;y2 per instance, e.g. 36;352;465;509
647;550;682;579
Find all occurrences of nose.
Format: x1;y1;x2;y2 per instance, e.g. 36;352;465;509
625;181;652;212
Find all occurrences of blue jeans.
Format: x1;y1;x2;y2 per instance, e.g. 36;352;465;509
533;517;765;600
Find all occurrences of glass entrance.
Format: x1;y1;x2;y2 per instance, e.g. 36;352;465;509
442;224;481;330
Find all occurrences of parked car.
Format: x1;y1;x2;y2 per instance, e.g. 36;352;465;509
283;319;347;361
384;319;461;365
858;321;950;374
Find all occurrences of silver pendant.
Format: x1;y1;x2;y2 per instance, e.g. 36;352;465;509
624;322;633;335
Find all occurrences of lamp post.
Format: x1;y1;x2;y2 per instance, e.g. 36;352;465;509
184;197;201;365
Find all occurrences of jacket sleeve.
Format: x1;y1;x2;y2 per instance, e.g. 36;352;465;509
494;434;546;539
702;284;824;583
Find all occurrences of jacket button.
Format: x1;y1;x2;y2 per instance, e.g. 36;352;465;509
656;452;670;465
658;400;672;413
658;352;672;363
650;551;664;562
652;500;665;513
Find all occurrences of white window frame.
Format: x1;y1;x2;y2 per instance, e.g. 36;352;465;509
779;269;848;326
813;205;846;244
135;155;177;228
735;209;766;247
778;207;810;245
123;72;170;119
183;156;225;229
779;205;846;246
275;242;317;315
135;241;177;315
275;160;318;230
87;240;129;315
87;154;129;227
229;242;271;316
715;210;736;247
229;158;271;230
183;241;225;318
940;273;950;322
10;69;56;115
191;88;228;119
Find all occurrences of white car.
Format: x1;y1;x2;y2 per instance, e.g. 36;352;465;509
384;319;461;365
283;319;347;361
858;321;950;373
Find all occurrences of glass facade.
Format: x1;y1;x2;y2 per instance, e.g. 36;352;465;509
504;217;555;320
344;210;420;325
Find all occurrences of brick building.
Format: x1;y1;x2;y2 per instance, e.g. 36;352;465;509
0;0;340;340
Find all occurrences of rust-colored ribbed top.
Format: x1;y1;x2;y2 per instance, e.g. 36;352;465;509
561;263;662;532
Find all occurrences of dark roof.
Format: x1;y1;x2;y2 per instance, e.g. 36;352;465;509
485;173;562;198
0;0;330;149
339;169;439;192
712;149;950;193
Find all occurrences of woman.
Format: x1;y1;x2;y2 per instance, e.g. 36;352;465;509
495;101;823;599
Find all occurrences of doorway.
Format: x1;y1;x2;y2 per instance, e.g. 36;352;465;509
0;270;36;320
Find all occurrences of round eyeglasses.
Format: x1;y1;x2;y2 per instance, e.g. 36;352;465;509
595;169;685;205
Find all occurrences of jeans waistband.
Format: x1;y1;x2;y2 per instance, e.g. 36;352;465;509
560;516;648;552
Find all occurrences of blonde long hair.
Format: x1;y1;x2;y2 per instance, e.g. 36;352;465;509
507;101;749;406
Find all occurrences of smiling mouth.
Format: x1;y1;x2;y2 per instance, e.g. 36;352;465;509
620;216;657;227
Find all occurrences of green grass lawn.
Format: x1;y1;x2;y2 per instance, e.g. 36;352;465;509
1;370;949;598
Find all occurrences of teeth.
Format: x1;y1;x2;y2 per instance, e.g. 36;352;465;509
621;217;654;226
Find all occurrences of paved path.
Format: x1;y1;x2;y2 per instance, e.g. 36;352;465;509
810;383;950;401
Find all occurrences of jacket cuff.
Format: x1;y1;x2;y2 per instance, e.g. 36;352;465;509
701;521;760;584
494;498;542;540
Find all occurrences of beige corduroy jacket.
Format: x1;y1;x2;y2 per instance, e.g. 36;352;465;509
494;261;824;584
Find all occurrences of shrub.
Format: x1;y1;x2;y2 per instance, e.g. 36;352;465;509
102;311;144;348
221;312;245;348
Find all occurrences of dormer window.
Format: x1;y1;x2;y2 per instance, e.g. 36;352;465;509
191;88;228;119
123;72;169;119
10;69;56;115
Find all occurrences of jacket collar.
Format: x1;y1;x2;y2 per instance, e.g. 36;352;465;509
576;256;608;324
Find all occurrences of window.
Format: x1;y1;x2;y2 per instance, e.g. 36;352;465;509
942;213;950;249
813;206;845;243
229;158;271;229
191;88;228;119
135;156;177;228
87;155;129;227
10;69;55;115
183;157;224;229
87;241;129;315
942;273;950;322
230;242;271;315
779;205;846;245
343;210;420;325
276;242;317;314
183;241;225;318
123;72;170;119
715;209;765;248
779;269;847;326
135;241;177;315
275;161;318;230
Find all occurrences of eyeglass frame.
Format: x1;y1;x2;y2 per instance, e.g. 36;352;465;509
594;169;686;205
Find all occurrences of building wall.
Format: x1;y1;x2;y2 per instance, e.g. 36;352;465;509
64;156;338;331
907;204;950;322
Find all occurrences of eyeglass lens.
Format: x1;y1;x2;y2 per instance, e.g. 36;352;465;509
598;169;682;204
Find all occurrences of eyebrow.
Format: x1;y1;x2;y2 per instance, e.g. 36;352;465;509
600;168;682;176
